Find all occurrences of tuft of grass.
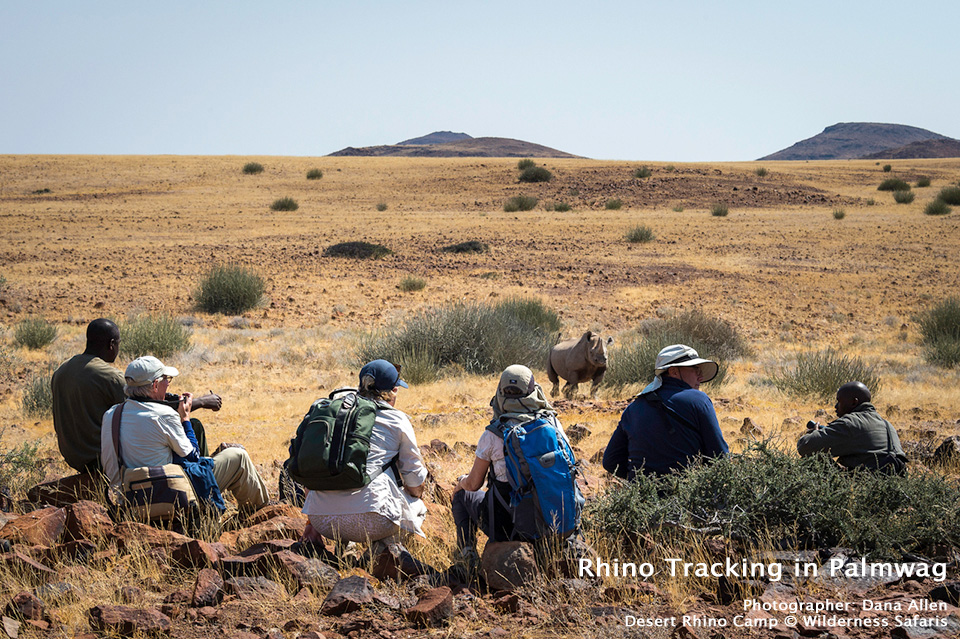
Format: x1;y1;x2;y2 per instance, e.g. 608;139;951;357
20;369;54;418
119;314;192;359
633;167;652;179
0;274;6;289
194;264;266;315
605;198;623;210
323;241;393;259
924;200;952;216
917;298;960;368
0;435;47;498
664;165;676;173
549;202;571;212
242;162;264;175
877;178;910;192
672;205;684;212
376;202;388;212
893;190;915;204
833;209;846;220
517;159;535;170
518;166;552;183
478;272;499;280
710;203;729;217
755;167;768;177
356;297;561;382
772;348;881;401
270;197;298;212
14;318;58;350
503;195;538;212
625;225;655;243
882;164;892;172
398;275;426;292
915;176;931;188
865;198;876;206
937;186;960;205
306;168;323;180
441;240;489;254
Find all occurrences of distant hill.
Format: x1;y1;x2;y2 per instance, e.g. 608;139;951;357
759;123;949;161
328;133;580;158
397;131;472;145
861;137;960;160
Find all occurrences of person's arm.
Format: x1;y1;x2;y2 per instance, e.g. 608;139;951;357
695;396;729;458
602;423;631;479
394;413;428;497
797;417;856;458
453;456;491;494
191;392;222;411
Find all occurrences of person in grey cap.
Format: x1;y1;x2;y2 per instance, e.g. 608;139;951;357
603;344;728;478
100;356;269;510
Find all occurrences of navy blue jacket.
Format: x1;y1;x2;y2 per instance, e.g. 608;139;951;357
603;376;728;478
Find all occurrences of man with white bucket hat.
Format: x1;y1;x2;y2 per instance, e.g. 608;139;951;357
603;344;728;478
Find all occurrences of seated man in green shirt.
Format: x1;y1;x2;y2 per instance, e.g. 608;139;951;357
51;318;221;473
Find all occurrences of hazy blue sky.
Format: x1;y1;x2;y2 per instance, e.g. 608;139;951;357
2;1;957;161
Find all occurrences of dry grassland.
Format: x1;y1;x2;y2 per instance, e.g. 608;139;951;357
1;154;959;507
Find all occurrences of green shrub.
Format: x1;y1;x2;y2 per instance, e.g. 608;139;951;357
323;241;393;259
195;264;266;314
306;168;323;180
924;200;952;216
833;209;846;220
893;190;915;204
865;198;876;206
0;274;6;289
14;318;58;350
442;240;489;254
916;176;931;188
918;298;960;368
664;165;676;173
20;369;53;417
585;441;960;560
633;167;652;179
356;297;561;382
119;314;192;359
270;197;298;212
772;348;881;401
550;202;572;212
625;225;654;243
399;275;426;292
518;166;552;183
376;202;388;212
672;205;684;213
242;162;264;175
877;178;910;192
517;159;535;170
710;203;729;217
755;167;768;177
938;186;960;205
0;435;47;498
882;164;892;172
503;195;538;212
605;198;623;210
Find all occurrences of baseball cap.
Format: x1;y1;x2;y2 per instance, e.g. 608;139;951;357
124;356;179;388
359;359;408;391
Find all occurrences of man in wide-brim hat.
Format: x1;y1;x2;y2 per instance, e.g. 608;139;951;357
603;344;728;478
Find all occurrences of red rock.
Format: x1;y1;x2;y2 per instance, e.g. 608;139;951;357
273;550;340;590
243;503;304;526
5;592;44;621
224;576;286;601
0;552;56;583
196;606;218;621
33;539;96;564
320;576;373;616
192;568;224;607
491;593;520;613
161;590;191;605
1;615;21;639
219;516;307;551
480;542;539;591
88;605;171;636
111;522;189;550
26;474;106;508
170;539;223;569
64;500;113;542
0;507;66;546
404;586;453;627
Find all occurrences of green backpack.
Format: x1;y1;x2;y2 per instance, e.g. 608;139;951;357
286;388;383;491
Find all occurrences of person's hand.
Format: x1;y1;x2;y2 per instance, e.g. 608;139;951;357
178;392;193;422
451;474;467;496
193;392;222;411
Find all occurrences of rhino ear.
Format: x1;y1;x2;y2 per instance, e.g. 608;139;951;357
606;337;614;345
582;330;594;340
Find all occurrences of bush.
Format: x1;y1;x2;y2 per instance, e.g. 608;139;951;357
306;168;323;180
270;197;298;212
918;298;960;368
672;205;684;212
882;164;892;172
376;202;388;212
833;209;846;220
195;264;266;314
14;318;58;350
865;198;876;206
893;190;915;204
916;176;931;188
924;200;952;216
585;441;960;560
0;435;46;498
755;167;768;177
20;369;53;417
0;274;6;289
877;178;910;192
517;159;535;170
119;314;192;359
633;167;652;179
323;241;393;259
772;349;881;401
442;240;489;254
399;276;426;292
710;203;729;217
664;165;676;173
356;297;561;382
242;162;264;175
550;202;572;212
625;225;655;243
503;195;538;212
518;166;552;183
938;186;960;205
605;198;623;210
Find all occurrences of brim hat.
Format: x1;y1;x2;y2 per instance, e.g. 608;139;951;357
640;344;717;394
359;359;409;391
124;356;179;389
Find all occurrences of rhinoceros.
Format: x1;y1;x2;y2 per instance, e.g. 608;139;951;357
547;331;613;399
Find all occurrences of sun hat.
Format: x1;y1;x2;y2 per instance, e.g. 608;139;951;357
498;364;536;397
359;359;408;391
640;344;718;394
124;356;179;388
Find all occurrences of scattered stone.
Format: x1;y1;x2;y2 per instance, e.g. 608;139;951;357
404;586;453;627
224;576;285;601
219;516;307;551
32;539;96;565
119;586;143;604
320;576;373;616
932;436;960;464
928;581;960;607
781;416;801;427
0;552;56;583
274;550;340;590
565;423;591;445
88;605;171;636
64;500;113;542
161;590;191;605
111;522;189;551
740;417;763;436
0;507;66;546
26;474;105;508
0;616;19;639
192;568;224;607
238;539;297;556
5;592;43;621
243;503;304;527
171;539;224;569
491;593;520;613
32;581;79;606
480;542;539;591
220;552;273;577
590;448;605;464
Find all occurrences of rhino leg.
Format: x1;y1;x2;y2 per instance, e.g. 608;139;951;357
563;376;579;400
550;381;560;398
589;368;606;397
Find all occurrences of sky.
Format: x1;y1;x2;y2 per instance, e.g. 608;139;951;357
2;1;958;162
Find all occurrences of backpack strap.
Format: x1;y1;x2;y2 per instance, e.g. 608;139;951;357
642;390;698;435
111;401;127;471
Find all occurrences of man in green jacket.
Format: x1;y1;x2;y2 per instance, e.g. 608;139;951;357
797;381;907;474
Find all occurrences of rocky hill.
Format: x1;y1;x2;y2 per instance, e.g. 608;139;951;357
861;137;960;159
328;133;580;158
759;122;949;161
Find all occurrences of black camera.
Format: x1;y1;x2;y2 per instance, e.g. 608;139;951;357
806;420;819;430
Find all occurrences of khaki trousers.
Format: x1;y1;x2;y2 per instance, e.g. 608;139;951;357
212;448;269;508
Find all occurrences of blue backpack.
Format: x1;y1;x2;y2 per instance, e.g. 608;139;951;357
486;413;585;541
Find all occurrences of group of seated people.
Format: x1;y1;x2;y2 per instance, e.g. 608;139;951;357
51;318;908;573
